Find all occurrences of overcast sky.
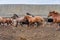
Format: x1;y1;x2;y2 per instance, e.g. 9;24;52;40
0;0;60;4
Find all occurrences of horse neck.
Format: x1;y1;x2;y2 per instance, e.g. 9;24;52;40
20;17;24;19
26;16;32;20
52;14;58;18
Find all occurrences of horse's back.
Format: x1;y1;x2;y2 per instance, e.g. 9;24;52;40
34;16;44;21
16;17;25;22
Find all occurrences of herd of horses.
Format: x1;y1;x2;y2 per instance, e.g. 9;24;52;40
0;11;60;27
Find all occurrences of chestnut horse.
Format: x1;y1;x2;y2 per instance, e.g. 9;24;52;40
48;11;60;23
48;11;60;30
0;17;13;25
24;15;44;27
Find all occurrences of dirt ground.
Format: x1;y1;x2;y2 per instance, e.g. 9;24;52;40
0;23;60;40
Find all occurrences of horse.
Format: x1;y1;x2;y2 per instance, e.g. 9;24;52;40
24;15;44;27
48;11;60;30
0;17;13;26
48;11;60;23
11;14;20;27
11;14;29;27
13;16;29;27
5;18;13;25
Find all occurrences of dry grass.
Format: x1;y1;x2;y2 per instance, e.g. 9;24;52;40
0;23;60;40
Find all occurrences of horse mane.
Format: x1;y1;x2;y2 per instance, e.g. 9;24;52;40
26;13;34;17
50;11;59;15
11;14;19;19
26;13;31;15
53;11;60;15
55;12;60;15
13;14;19;17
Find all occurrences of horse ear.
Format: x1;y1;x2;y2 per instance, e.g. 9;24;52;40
52;11;59;14
50;11;56;13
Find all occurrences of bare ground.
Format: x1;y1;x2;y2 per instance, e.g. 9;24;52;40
0;23;60;40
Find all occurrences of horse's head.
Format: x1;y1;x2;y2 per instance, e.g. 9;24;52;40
11;14;19;19
48;11;58;17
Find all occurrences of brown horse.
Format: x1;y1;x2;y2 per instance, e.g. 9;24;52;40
24;15;44;27
48;11;60;30
5;18;13;25
0;17;13;25
48;11;60;23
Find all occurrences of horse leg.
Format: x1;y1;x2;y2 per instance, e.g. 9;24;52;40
56;23;60;31
36;22;40;27
20;22;23;27
54;23;59;30
31;22;35;27
15;21;18;27
0;21;2;25
27;23;29;27
10;22;13;26
27;22;30;27
30;22;33;27
7;23;10;25
0;22;3;26
2;23;5;26
58;23;60;26
0;22;1;25
9;22;12;26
